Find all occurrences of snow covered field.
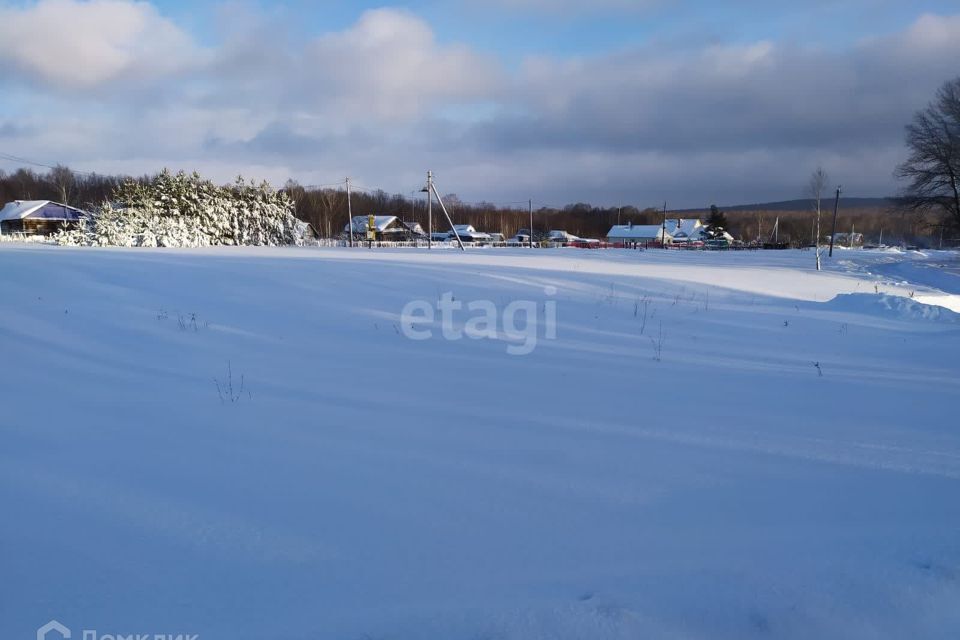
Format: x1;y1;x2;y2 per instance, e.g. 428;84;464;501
1;244;959;640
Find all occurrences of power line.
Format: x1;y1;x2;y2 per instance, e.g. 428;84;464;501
299;179;349;190
0;150;99;176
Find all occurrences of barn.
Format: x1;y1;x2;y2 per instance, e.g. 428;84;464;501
0;200;88;236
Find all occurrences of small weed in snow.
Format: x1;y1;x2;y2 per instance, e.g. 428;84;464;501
636;296;652;335
215;361;250;404
177;312;202;332
650;321;664;362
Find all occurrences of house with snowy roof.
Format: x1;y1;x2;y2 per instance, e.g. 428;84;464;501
546;230;580;243
402;221;427;238
606;223;672;244
661;218;734;244
452;224;493;243
607;219;735;246
0;200;88;236
664;218;705;243
345;215;425;241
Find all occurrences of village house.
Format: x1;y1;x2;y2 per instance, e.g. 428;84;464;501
667;218;735;244
345;215;425;241
606;223;673;245
452;224;493;243
607;218;734;246
664;218;705;243
402;221;427;238
0;200;88;236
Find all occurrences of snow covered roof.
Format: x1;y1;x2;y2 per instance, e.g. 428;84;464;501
606;224;672;240
346;215;398;233
548;230;580;241
664;218;703;238
453;224;476;234
0;200;87;222
293;220;317;239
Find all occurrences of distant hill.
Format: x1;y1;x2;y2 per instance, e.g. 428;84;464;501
677;197;896;214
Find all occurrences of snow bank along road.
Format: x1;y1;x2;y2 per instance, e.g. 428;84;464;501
1;245;959;640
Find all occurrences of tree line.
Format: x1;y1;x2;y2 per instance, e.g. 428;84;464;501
3;75;958;248
0;165;937;246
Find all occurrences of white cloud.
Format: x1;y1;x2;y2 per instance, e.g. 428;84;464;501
298;8;502;124
1;5;959;206
0;0;203;89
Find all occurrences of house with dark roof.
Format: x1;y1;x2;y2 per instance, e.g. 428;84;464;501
0;200;88;236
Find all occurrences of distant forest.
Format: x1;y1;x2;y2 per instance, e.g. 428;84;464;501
0;165;946;246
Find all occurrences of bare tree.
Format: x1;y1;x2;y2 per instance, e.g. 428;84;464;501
318;187;347;237
895;77;960;235
48;164;76;205
809;167;829;270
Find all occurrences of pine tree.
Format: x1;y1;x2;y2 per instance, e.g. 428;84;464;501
55;170;300;247
705;205;729;238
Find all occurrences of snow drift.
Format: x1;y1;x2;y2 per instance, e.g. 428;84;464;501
825;292;960;322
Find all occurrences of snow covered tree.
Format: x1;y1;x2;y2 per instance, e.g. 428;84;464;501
54;170;300;247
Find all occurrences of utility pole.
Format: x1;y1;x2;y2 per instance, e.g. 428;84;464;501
528;199;533;248
429;179;465;251
828;185;841;257
346;177;353;247
424;171;433;249
661;201;667;248
815;189;822;270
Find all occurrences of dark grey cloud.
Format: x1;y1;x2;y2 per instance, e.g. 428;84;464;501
463;22;959;157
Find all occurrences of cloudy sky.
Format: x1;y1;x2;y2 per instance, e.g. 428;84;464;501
0;0;958;208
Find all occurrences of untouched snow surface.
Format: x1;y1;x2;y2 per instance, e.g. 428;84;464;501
1;245;959;640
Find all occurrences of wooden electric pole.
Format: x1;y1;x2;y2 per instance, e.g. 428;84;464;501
425;171;433;249
661;201;667;248
346;177;353;247
529;199;533;248
828;185;841;257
